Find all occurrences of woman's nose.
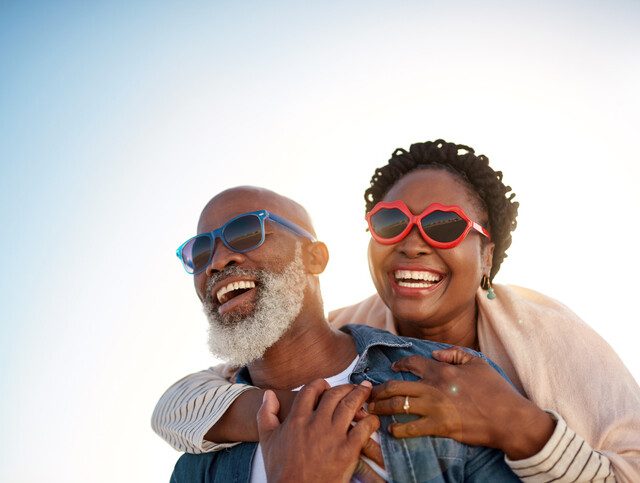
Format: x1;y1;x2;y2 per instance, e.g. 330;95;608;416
396;225;433;258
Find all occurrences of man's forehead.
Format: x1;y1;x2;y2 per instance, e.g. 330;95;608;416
197;186;313;233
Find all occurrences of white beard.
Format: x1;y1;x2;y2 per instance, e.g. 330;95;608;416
203;244;306;366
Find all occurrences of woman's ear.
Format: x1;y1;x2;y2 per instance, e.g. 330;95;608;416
305;241;329;275
482;241;495;275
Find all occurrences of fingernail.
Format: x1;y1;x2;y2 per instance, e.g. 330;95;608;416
368;402;375;411
360;380;372;388
262;391;268;403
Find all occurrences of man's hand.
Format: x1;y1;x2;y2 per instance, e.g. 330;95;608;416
257;379;380;483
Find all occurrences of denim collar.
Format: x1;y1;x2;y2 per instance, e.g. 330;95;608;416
340;324;413;356
234;324;413;385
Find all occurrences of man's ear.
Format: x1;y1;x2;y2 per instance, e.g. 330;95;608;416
305;241;329;275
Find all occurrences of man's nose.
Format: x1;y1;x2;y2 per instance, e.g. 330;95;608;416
204;240;246;277
396;225;433;258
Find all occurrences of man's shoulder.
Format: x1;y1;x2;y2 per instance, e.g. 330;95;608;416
171;453;216;483
171;443;259;482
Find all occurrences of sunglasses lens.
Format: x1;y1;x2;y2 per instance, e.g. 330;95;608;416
370;208;409;239
224;215;263;251
422;211;467;243
182;235;213;274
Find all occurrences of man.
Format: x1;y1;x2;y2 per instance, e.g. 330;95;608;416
166;186;518;482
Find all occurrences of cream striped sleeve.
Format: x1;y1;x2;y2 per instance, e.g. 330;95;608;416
506;411;616;482
151;364;257;453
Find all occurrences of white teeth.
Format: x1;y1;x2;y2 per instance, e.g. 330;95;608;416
216;280;256;304
394;270;441;282
398;281;436;288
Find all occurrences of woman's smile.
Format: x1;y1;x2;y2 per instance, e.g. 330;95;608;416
388;265;445;294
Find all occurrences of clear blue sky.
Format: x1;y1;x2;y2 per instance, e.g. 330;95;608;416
1;1;639;481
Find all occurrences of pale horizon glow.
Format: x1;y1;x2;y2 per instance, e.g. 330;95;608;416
1;1;639;482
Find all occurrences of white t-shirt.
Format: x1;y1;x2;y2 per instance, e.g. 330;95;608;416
250;357;388;482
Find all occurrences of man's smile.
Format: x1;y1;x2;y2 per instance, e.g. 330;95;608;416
216;279;257;304
208;274;261;316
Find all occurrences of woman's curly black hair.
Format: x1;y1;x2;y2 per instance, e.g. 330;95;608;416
364;139;519;280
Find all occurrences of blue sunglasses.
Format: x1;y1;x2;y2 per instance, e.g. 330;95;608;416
176;209;316;275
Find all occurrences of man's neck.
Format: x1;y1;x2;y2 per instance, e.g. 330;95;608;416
247;312;357;390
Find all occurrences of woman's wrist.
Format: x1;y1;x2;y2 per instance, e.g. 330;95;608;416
204;388;264;443
499;401;556;460
203;387;297;444
272;388;297;420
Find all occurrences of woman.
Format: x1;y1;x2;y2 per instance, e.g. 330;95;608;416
153;140;640;481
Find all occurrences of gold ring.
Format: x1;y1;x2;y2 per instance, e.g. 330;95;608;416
403;395;410;414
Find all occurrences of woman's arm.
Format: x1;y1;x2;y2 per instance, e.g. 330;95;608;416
369;349;626;482
201;387;298;443
151;364;297;452
151;364;257;453
505;410;615;482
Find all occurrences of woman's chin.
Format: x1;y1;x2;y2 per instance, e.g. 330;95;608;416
390;302;442;330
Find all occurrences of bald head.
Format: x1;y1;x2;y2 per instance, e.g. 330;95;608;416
198;186;316;237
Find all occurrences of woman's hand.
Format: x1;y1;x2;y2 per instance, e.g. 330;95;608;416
368;348;556;460
257;379;381;483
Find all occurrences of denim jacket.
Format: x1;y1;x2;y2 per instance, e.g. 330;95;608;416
171;324;519;483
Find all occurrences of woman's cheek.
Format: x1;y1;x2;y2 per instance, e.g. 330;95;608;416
367;241;386;290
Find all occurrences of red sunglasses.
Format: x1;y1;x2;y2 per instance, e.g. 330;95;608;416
366;200;490;248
